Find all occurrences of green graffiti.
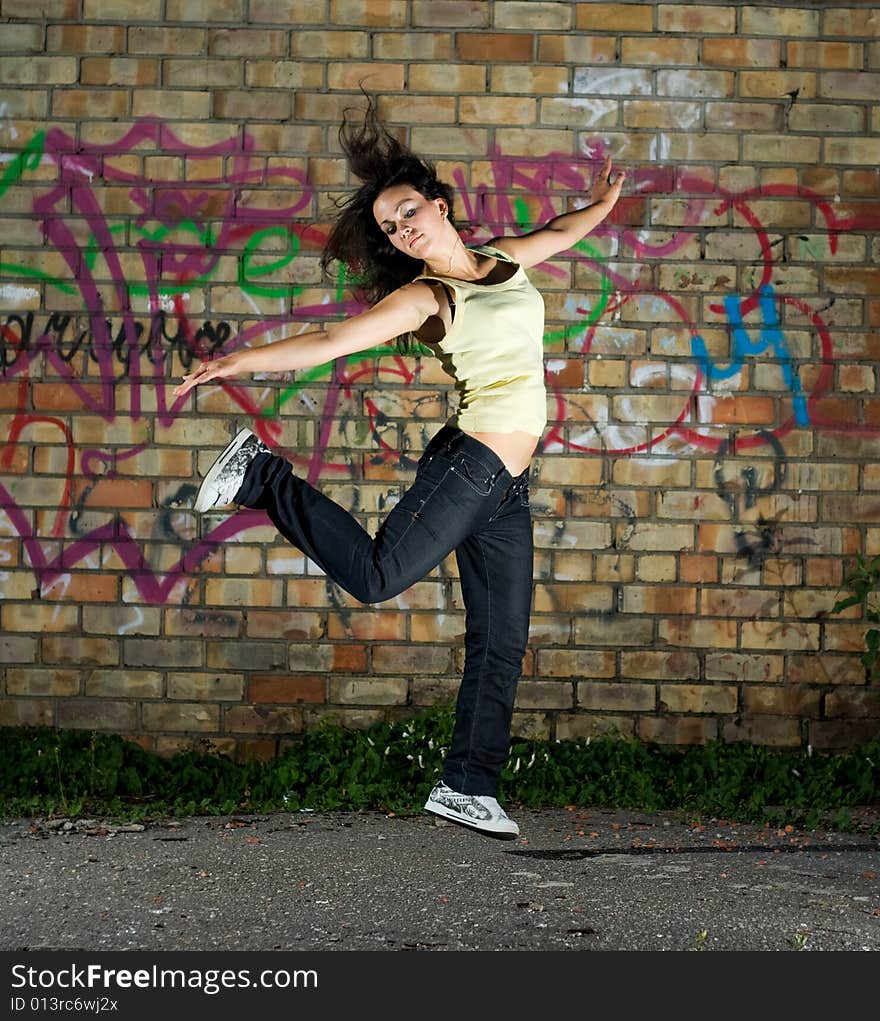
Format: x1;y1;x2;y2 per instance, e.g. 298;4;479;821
542;239;612;348
0;131;77;295
0;262;77;295
239;226;303;298
513;197;531;231
0;130;44;200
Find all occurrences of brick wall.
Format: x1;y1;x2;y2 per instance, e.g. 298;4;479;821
1;0;879;760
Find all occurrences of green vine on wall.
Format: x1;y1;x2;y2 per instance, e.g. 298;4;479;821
832;554;880;683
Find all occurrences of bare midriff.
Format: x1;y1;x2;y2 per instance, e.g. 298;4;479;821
464;430;539;478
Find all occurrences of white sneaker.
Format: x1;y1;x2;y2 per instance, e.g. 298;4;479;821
193;428;270;512
424;781;519;839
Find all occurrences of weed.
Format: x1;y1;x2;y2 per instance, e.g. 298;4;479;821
0;709;878;827
832;553;880;683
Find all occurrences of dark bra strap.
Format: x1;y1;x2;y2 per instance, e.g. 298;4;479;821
439;280;456;320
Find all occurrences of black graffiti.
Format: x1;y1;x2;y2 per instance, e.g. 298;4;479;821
0;311;232;375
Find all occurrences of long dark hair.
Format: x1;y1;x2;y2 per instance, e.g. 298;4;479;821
320;95;457;324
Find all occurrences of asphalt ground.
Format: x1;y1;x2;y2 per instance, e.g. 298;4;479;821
2;807;878;954
2;806;878;1015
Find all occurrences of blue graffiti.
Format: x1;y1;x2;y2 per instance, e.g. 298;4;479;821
691;285;809;426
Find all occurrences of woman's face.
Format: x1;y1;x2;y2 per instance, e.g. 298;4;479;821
372;184;448;259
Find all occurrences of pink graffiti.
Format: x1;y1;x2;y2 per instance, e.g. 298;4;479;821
2;121;879;604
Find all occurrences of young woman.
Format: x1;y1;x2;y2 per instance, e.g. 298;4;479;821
173;104;625;839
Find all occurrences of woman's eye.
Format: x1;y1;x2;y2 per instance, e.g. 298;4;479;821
404;208;415;218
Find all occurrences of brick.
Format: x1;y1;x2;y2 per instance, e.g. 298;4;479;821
213;89;292;121
659;684;737;714
638;716;717;745
82;605;161;635
330;0;407;25
538;35;616;64
826;689;880;718
329;677;408;705
492;65;569;95
1;23;44;52
131;90;211;118
328;612;407;640
165;0;243;18
85;670;163;698
2;0;77;14
621;650;700;680
291;31;369;58
225;705;303;733
742;6;818;37
209;29;288;56
511;713;552;741
42;636;118;665
128;27;207;53
372;645;451;674
249;0;326;22
57;699;137;730
556;713;635;740
0;636;37;663
167;672;243;700
578;681;655;712
623;586;697;616
742;135;820;164
624;101;701;130
304;707;385;731
0;56;77;85
142;703;219;732
635;554;675;584
741;621;820;651
739;71;816;99
328;62;405;91
574;616;653;647
515;681;574;710
621;38;699;65
125;638;202;668
576;4;653;31
408;64;487;93
0;700;54;726
659;617;737;649
457;33;534;62
460;96;537;125
6;669;80;696
250;674;326;703
660;4;735;33
721;717;801;747
790;41;864;70
743;687;821;717
411;0;488;27
3;603;79;633
373;32;452;60
537;649;616;678
207;641;287;670
655;69;735;98
573;68;651;101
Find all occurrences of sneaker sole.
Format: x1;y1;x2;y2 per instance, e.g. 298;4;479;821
193;428;254;512
424;800;519;840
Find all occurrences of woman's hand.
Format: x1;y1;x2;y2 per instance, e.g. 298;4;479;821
172;350;246;398
589;155;626;208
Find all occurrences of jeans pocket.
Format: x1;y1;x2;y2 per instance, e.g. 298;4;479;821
450;451;496;496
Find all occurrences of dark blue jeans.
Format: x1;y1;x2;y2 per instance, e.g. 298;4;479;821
234;425;534;797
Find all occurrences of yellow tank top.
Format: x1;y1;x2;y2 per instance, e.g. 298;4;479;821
415;244;547;436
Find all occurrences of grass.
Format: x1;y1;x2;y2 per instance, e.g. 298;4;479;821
1;709;879;833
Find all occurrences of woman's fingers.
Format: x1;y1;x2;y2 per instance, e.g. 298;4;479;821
172;360;216;398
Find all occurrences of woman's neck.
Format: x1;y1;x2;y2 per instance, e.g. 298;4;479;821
423;232;484;280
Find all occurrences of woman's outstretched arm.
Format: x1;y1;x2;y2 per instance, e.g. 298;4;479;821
172;280;439;398
490;155;626;269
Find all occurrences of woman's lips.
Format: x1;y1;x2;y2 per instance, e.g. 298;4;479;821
408;233;422;249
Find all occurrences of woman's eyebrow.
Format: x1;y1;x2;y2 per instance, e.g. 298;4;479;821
379;199;412;225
